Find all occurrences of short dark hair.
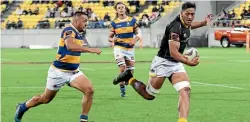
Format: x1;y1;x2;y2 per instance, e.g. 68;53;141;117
182;2;196;11
74;11;88;17
114;2;125;10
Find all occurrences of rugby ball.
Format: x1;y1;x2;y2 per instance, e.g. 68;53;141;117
183;48;199;61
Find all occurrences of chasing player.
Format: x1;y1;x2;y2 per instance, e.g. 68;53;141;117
108;2;141;97
113;2;212;122
14;12;102;122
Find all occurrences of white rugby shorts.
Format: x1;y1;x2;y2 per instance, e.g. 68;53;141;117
113;46;135;66
149;56;186;78
46;66;84;90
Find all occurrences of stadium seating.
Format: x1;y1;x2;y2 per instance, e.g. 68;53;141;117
2;0;46;29
1;0;13;13
214;0;250;27
1;0;182;29
1;4;7;13
138;1;181;20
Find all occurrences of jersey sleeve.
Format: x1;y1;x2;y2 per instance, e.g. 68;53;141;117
133;17;138;29
169;22;182;42
63;28;76;40
110;21;116;33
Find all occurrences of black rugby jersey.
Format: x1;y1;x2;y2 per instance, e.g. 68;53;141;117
157;15;191;62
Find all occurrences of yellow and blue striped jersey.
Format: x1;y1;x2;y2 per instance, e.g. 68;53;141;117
53;24;85;71
110;17;138;49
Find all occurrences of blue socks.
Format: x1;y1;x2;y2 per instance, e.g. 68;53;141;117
20;102;28;112
80;114;88;120
120;85;126;93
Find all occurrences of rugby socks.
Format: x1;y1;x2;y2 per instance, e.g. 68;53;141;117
128;77;136;85
20;102;29;113
120;84;126;93
178;118;187;122
80;115;88;121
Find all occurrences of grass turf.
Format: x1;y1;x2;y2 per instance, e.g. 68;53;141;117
1;48;250;122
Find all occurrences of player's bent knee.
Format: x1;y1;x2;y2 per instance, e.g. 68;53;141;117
146;82;160;96
118;65;126;72
179;87;191;99
183;87;191;92
84;86;94;96
173;81;191;92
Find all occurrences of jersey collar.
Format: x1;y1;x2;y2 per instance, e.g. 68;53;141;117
179;15;189;29
70;23;80;34
118;16;128;22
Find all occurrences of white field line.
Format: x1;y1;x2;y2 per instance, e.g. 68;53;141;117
200;56;238;59
81;68;96;71
1;67;104;71
1;67;150;71
2;51;157;56
227;60;250;62
2;83;249;89
0;85;178;89
1;67;248;90
192;81;245;90
2;55;249;61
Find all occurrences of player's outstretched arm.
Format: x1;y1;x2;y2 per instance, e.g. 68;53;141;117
169;39;198;66
191;14;212;29
65;37;102;55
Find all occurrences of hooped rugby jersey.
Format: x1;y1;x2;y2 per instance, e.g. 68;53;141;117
52;24;86;71
110;16;138;50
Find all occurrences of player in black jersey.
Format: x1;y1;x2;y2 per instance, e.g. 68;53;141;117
112;2;212;122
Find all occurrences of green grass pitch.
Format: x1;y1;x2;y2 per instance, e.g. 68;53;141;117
1;48;250;122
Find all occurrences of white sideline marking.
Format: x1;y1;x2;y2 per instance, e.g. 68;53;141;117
81;68;95;71
2;67;149;71
3;87;45;89
228;60;250;62
3;67;97;71
192;81;244;90
0;85;202;89
2;85;170;89
200;56;246;59
2;83;249;89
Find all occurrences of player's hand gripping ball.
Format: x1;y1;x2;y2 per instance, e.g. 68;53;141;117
183;48;199;61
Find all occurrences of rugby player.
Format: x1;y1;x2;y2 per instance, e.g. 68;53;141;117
108;2;141;97
14;12;102;122
113;2;212;122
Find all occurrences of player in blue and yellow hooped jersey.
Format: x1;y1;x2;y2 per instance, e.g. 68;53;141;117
109;2;141;97
14;12;102;122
